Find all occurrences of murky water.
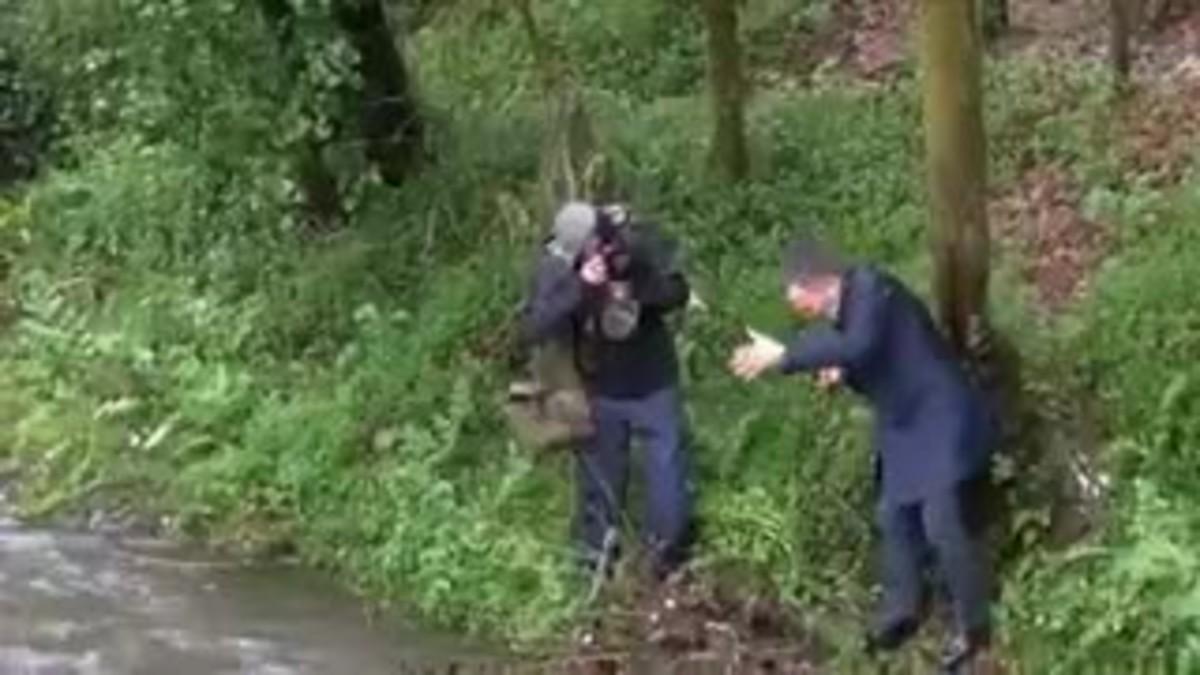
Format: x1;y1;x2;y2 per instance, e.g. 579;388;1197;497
0;490;476;675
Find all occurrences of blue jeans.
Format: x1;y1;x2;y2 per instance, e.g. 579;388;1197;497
574;387;694;577
876;477;992;638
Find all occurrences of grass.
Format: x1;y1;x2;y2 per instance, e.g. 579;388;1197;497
1;0;1199;665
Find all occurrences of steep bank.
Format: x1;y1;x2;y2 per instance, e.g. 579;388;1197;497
1;0;1199;669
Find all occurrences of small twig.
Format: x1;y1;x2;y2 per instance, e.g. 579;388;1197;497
586;526;618;605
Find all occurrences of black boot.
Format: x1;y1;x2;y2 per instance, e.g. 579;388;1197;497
863;617;919;656
939;628;990;674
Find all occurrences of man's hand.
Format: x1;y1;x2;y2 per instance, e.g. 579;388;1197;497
817;367;843;389
580;254;609;286
729;327;786;381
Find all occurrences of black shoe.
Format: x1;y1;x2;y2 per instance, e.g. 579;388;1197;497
939;629;990;674
863;618;919;655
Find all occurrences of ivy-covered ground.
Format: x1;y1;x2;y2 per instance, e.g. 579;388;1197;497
2;0;1199;671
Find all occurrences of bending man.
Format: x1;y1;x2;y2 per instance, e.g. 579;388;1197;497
729;237;996;672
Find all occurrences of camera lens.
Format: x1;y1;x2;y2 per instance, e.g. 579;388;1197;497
601;296;639;340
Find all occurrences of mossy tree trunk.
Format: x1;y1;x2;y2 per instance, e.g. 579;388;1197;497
919;0;991;358
1110;0;1133;94
331;0;424;186
256;0;345;231
981;0;1009;42
701;0;749;183
515;0;607;219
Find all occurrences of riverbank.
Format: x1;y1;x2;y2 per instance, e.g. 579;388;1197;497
3;0;1200;669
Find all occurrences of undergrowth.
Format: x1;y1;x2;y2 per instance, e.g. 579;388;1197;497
0;0;1198;666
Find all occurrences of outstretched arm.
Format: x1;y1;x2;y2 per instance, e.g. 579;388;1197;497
780;272;888;374
728;271;889;381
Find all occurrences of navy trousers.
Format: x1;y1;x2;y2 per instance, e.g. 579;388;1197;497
876;476;992;638
574;386;694;577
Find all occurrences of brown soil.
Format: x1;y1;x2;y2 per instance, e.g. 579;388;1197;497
563;567;823;674
988;166;1110;311
1121;17;1200;188
844;0;913;79
754;0;913;88
991;1;1200;311
992;4;1200;310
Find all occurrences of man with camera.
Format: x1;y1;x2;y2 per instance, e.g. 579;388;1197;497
522;200;694;581
729;237;997;674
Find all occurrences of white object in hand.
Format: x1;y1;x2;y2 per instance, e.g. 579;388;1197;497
730;327;786;380
817;367;843;388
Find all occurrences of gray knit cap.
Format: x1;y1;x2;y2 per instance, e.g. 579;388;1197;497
550;201;598;261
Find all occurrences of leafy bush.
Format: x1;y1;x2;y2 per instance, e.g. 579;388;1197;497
4;0;1200;662
0;46;927;642
1002;186;1200;668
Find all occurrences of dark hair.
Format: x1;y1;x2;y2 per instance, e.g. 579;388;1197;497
781;235;845;287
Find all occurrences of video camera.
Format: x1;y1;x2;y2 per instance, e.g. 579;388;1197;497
581;204;634;280
580;204;651;341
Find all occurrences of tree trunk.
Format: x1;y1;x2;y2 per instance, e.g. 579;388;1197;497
331;0;423;186
295;140;345;230
256;0;296;45
1147;0;1194;31
515;0;608;218
256;0;345;231
981;0;1009;42
919;0;991;358
1110;0;1133;93
701;0;750;183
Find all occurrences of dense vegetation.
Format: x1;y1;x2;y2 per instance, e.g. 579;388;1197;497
1;0;1198;669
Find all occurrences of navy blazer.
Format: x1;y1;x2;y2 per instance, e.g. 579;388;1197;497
780;265;995;505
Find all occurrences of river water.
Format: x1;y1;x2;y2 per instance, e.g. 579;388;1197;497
0;489;475;675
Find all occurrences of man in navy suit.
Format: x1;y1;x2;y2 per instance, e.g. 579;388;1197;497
730;237;996;672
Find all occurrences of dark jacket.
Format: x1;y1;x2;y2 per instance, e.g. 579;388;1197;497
522;236;689;400
781;265;995;505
